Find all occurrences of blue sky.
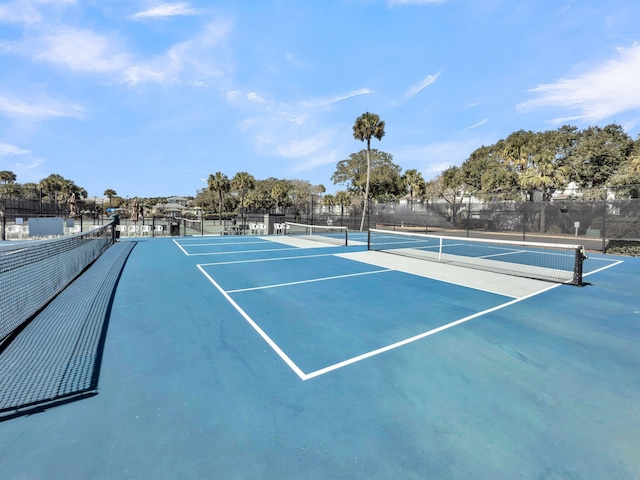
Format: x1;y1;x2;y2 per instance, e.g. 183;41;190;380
1;0;639;199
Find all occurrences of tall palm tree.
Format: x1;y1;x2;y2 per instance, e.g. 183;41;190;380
231;172;256;231
208;172;230;222
353;112;385;231
104;189;117;208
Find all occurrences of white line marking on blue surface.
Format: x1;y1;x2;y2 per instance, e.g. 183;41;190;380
197;264;308;381
173;239;190;255
583;259;624;276
200;252;346;266
226;269;392;293
179;246;302;257
303;283;561;380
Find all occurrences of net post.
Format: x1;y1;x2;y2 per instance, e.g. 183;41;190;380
345;229;348;247
438;237;443;262
367;229;371;250
573;246;586;286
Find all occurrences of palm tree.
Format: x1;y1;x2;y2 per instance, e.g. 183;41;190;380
104;189;117;208
231;172;256;231
39;174;66;204
402;169;424;210
353;112;385;231
335;190;351;226
0;170;17;199
208;172;230;222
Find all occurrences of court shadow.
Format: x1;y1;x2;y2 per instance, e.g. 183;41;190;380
0;242;135;422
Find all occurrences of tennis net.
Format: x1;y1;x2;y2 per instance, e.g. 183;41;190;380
368;228;587;285
285;222;348;246
0;223;115;342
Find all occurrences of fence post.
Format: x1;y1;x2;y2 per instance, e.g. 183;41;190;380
602;187;607;254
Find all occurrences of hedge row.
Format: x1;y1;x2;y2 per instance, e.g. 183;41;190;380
605;240;640;256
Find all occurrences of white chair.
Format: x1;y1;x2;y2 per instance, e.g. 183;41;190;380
127;225;139;237
115;225;126;237
140;225;152;236
273;223;283;234
21;225;29;238
154;225;164;236
5;225;21;240
257;223;266;235
249;223;258;235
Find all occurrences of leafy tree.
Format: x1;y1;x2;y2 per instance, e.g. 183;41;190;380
439;166;466;222
246;178;277;211
289;179;313;216
271;179;293;211
323;193;336;214
39;174;66;203
402;169;424;208
231;172;256;224
460;144;519;200
335;190;352;224
569;124;633;189
0;170;16;184
104;189;118;208
352;112;385;231
332;149;403;203
0;170;17;198
208;172;231;221
609;136;640;197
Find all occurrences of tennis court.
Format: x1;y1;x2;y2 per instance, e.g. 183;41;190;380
1;229;639;479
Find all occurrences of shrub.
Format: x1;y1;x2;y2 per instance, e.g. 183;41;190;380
605;240;640;256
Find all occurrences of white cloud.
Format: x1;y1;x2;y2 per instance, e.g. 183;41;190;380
247;92;266;103
0;0;75;24
124;20;231;86
403;72;440;102
292;150;341;172
0;143;30;156
0;1;41;24
0;27;131;74
0;93;85;120
517;42;640;124
131;3;198;20
2;19;232;87
275;134;332;159
464;118;488;130
301;89;372;109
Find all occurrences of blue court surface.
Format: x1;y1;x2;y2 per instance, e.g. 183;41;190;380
1;234;639;479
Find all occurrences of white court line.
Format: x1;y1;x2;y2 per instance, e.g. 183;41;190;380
199;252;340;266
177;240;268;246
479;249;527;259
197;264;308;380
226;269;392;293
302;283;560;380
173;239;190;256
583;259;624;277
179;246;302;257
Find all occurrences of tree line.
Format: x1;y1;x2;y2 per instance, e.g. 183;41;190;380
3;119;639;221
